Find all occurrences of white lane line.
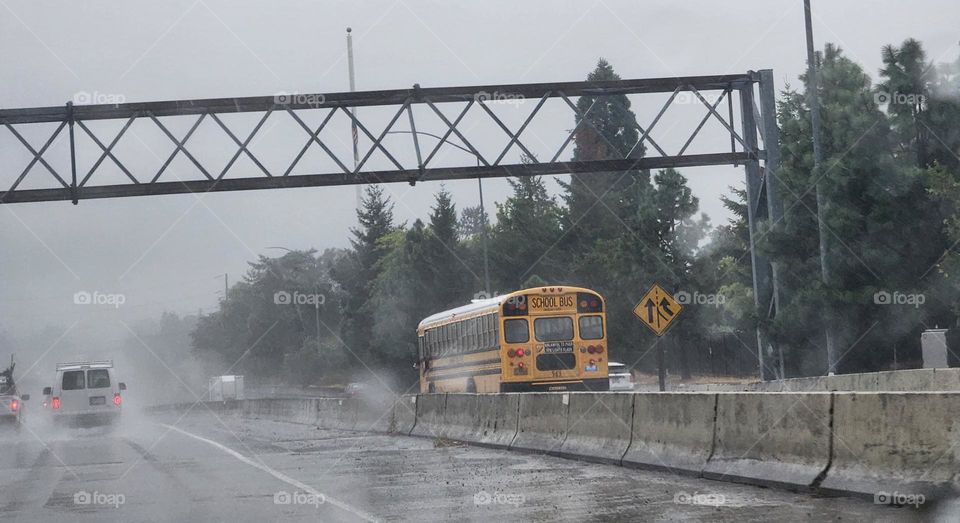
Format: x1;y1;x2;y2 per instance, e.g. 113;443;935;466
159;423;378;522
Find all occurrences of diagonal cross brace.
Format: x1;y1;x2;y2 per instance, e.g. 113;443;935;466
687;85;751;155
77;116;139;186
4;121;69;191
149;113;213;182
425;100;489;167
284;108;350;176
342;104;407;174
210;111;274;180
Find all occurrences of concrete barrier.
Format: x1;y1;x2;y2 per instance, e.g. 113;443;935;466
394;395;418;434
471;394;520;448
317;398;355;430
440;394;479;441
821;393;960;499
354;395;399;433
622;393;717;476
510;393;569;455
410;393;446;438
558;393;634;465
295;398;319;425
702;393;832;489
875;369;938;391
243;398;317;425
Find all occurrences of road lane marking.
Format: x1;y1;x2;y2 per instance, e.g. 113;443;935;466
159;423;378;522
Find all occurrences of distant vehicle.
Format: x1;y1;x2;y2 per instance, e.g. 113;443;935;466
0;394;28;430
607;362;634;391
208;375;244;401
43;361;125;427
417;286;610;393
345;382;367;396
0;362;29;430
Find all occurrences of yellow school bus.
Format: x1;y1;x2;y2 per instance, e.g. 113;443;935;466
417;286;609;393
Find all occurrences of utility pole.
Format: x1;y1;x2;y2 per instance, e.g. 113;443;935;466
346;27;362;211
315;287;321;347
216;273;228;303
477;174;491;297
804;0;838;375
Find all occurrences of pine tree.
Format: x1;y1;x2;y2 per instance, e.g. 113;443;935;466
335;185;396;361
490;176;564;289
770;44;947;374
879;39;933;168
425;188;466;310
560;58;647;248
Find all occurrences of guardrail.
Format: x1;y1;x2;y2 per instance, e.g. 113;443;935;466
239;391;960;504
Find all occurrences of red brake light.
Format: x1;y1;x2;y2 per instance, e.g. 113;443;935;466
113;394;122;406
596;346;604;354
516;348;525;357
9;400;18;412
587;346;596;354
52;397;60;410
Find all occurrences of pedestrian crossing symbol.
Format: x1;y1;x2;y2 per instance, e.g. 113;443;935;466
634;284;682;336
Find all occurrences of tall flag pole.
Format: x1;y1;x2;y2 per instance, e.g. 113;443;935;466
347;27;361;210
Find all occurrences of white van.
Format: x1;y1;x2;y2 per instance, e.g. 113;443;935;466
43;361;126;426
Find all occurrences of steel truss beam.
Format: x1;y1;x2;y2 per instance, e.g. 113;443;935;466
0;71;785;381
0;72;760;205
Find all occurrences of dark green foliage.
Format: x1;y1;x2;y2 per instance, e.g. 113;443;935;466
190;43;960;385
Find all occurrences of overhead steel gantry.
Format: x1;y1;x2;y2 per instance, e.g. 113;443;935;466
0;70;785;379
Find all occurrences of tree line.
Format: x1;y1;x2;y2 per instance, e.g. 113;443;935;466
189;40;960;385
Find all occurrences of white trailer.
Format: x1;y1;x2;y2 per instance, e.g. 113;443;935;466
208;375;244;401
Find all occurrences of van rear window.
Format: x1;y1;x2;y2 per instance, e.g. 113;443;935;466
62;370;85;390
88;369;111;389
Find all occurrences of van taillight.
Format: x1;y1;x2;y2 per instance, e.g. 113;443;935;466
113;394;122;406
9;400;18;412
52;397;60;410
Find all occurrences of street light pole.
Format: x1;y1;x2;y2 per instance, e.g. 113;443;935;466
477;173;491;297
804;0;838;375
384;130;492;296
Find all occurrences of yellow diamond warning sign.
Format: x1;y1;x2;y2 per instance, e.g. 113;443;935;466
633;284;682;336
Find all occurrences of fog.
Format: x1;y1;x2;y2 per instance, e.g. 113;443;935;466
1;0;958;396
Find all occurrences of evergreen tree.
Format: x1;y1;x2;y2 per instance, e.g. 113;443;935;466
334;185;396;362
368;223;429;376
489;176;564;289
770;44;945;374
879;39;934;168
560;58;647;250
457;205;488;240
424;188;466;310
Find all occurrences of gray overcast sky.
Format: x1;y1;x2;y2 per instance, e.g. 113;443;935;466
1;0;958;349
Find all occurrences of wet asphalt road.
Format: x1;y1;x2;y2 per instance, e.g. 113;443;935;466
0;408;935;522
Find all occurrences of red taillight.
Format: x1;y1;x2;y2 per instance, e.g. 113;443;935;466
113;394;122;406
516;348;525;357
587;345;596;354
507;348;516;358
9;400;18;412
52;397;60;410
596;345;604;354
